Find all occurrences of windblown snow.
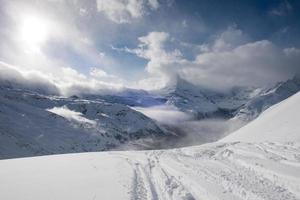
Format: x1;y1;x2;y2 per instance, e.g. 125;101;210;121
0;92;300;199
48;106;97;126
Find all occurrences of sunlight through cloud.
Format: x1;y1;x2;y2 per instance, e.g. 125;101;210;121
19;15;50;53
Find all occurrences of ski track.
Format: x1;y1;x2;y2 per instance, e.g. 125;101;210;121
1;142;300;200
111;142;300;200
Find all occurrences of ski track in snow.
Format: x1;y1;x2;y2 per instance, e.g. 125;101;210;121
2;142;298;200
109;142;300;200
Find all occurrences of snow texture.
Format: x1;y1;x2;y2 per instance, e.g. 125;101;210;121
0;142;299;200
222;91;300;143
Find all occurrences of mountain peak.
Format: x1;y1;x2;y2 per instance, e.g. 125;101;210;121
292;73;300;83
169;76;202;94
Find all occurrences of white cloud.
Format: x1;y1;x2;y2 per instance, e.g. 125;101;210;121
148;0;159;10
0;1;126;96
122;31;185;89
126;28;300;91
182;40;299;90
1;1;299;95
134;32;183;73
210;26;249;52
90;68;111;78
90;67;123;83
96;0;159;23
0;61;59;94
269;0;293;16
133;105;192;125
0;60;124;96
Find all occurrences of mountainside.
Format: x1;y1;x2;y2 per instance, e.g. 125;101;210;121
86;88;166;107
161;78;219;118
222;91;300;143
159;76;300;122
0;87;166;159
156;77;262;119
1;142;299;200
83;76;300;124
234;75;300;121
1;76;299;159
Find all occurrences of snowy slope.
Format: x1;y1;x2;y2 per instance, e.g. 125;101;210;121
0;87;166;159
222;91;300;143
234;75;300;122
1;142;300;200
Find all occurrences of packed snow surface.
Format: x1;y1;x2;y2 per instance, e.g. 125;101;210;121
222;92;300;143
1;142;300;200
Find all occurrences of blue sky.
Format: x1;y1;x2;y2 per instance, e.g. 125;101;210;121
0;0;300;94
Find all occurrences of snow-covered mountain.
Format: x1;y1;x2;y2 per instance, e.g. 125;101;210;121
89;77;260;120
1;91;300;200
156;76;300;122
222;91;300;143
234;75;300;121
1;75;299;159
149;77;262;120
85;88;166;107
159;78;220;118
0;86;167;159
81;76;300;125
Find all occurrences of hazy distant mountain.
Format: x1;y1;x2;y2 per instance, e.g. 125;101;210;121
154;77;260;119
92;75;300;124
1;75;300;159
85;88;166;107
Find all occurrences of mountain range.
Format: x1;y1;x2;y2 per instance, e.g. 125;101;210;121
0;75;300;159
0;86;166;159
1;89;299;200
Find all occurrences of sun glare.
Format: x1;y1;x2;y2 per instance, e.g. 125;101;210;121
20;15;49;52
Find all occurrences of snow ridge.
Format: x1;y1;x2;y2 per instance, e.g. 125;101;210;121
222;91;300;143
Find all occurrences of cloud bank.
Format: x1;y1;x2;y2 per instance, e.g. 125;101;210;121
133;105;191;125
0;61;123;96
0;1;299;95
0;1;125;96
126;27;300;91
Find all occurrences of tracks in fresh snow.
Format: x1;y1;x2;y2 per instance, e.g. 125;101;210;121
112;142;300;200
1;142;299;200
